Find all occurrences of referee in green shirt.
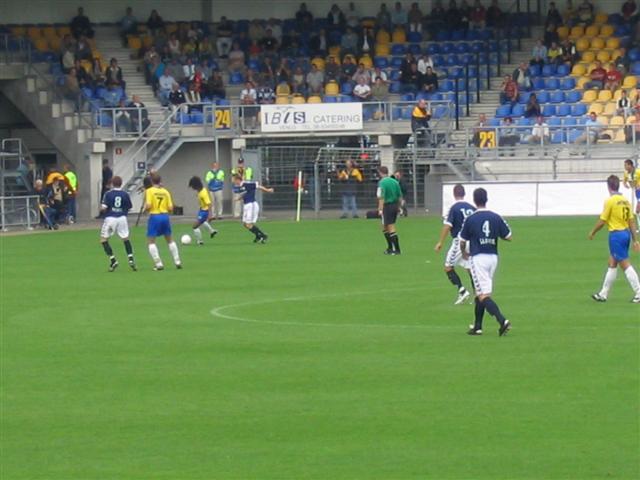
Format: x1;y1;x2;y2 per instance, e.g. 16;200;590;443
377;166;403;255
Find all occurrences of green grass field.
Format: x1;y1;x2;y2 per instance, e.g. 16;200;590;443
1;216;639;479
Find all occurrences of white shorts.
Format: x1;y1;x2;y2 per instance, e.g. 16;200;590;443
100;216;130;239
242;201;260;224
445;237;470;269
469;253;498;296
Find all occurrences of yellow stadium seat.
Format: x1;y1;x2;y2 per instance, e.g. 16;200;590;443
571;64;587;76
276;83;291;96
165;23;178;33
610;49;622;60
576;76;590;89
33;38;49;52
11;26;26;37
557;26;569;39
613;129;626;142
590;37;605;50
359;55;373;69
623;76;638;89
606;37;620;49
291;94;305;104
594;13;609;24
311;57;325;70
375;44;390;56
27;27;41;39
328;45;341;57
585;25;599;37
596;50;610;63
391;28;406;43
569;26;584;38
610;116;625;126
136;24;148;33
599;24;614;37
602;102;616;115
576;38;590;52
361;19;375;29
80;59;93;72
128;36;142;50
307;95;322;104
376;29;391;44
48;36;61;51
598;90;612;102
57;26;70;37
325;81;339;95
589;102;604;114
613;89;623;100
42;26;57;38
581;51;595;62
275;95;289;104
582;90;597;103
142;36;153;48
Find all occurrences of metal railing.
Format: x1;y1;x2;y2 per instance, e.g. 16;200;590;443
0;34;32;64
0;195;39;231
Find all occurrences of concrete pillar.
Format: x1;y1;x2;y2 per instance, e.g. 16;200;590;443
378;135;395;170
77;142;105;220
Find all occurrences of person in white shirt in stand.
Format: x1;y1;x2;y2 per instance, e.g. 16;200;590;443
525;115;550;155
353;77;372;101
157;72;175;106
417;54;434;75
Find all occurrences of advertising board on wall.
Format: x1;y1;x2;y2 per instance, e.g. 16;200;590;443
260;103;363;133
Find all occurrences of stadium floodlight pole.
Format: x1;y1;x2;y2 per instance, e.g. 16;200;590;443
295;170;303;222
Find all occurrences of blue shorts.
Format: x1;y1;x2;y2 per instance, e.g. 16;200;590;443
196;209;209;224
609;230;631;262
635;189;640;201
147;213;172;237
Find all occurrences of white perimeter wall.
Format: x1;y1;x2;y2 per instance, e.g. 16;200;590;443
2;0;628;25
442;181;638;217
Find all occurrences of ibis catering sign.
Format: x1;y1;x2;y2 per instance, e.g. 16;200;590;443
260;103;363;133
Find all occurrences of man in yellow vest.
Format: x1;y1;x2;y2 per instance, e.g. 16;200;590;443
231;158;253;218
205;161;225;219
64;164;78;223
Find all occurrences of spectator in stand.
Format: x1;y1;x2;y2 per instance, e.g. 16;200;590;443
128;95;150;132
200;59;213;81
92;58;106;87
472;113;489;147
74;59;92;88
353;78;372;101
585;61;607;89
185;83;202;111
183;58;196;79
248;20;264;43
327;4;346;30
377;3;392;30
115;99;133;133
577;0;594;25
446;1;461;30
248;40;261;59
157;71;175;106
216;16;233;58
61;37;76;72
560;38;578;65
167;33;181;58
341;56;357;82
70;7;94;39
625;111;640;143
63;67;81;101
408;3;424;32
275;59;290;85
306;63;325;95
499;74;518;104
260;29;279;55
103;83;122;108
417;54;434;74
458;0;472;31
182;38;197;57
291;66;306;94
199;36;214;59
267;19;282;43
544;23;560;47
325;56;340;81
371;66;388;83
421;66;439;92
470;0;487;29
205;71;226;98
257;82;275;104
486;0;503;27
352;63;371;85
165;58;185;84
512;62;532;90
169;83;187;118
401;62;421;93
359;27;374;55
546;2;563;27
400;52;416;76
106;58;125;90
261;56;276;87
634;88;640;113
75;35;92;61
617;90;633;118
499;117;519;154
227;42;246;72
622;0;637;22
234;31;251;53
547;41;562;63
341;27;359;55
392;2;409;28
525;116;550;153
119;7;137;46
296;3;314;30
524;92;542;118
147;10;165;36
530;39;547;67
605;65;623;92
614;47;630;74
310;29;328;56
563;0;577;26
411;98;431;147
346;2;360;29
241;82;258;131
149;56;165;91
575;111;603;145
372;76;390;102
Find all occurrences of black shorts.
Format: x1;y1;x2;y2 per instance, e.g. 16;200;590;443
382;203;399;226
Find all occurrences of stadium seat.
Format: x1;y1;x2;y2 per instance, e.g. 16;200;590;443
585;25;599;37
588;103;603;114
596;51;610;63
563;117;577;126
556;64;570;77
608;115;624;126
518;91;531;104
323;95;338;103
325;81;339;95
623;76;638;88
488;117;501;127
441;43;454;54
595;13;609;24
557;26;569;39
571;104;588;116
229;72;244;84
629;49;640;62
576;77;590;89
537;91;550;103
307;96;322;103
566;90;581;103
528;64;541;77
426;44;440;55
311;57;325;70
439;79;454;91
291;95;305;104
376;29;391;44
533;78;545;90
340;82;353;95
392;29;406;43
190;111;204;124
591;38;605;50
576;37;590;52
275;96;289;104
359;55;373;68
599;24;614;37
407;32;422;43
512;104;525;116
597;90;612;102
375;44;390;56
542;64;556;77
581;51;595;63
603;102;616;116
408;43;421;55
582;90;597;103
390;69;401;81
632;62;640;75
545;78;560;90
606;37;620;49
569;26;585;39
548;117;562;127
571;64;586;76
543;104;556;116
557;104;571;116
391;56;403;68
561;78;577;90
374;56;389;69
389;81;401;93
391;44;406;55
495;104;511;117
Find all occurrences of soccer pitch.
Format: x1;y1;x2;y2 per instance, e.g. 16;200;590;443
1;216;638;479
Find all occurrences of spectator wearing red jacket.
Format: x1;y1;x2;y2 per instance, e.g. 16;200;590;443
604;65;623;92
585;61;606;90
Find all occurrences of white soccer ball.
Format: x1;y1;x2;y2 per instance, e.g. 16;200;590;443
180;234;192;245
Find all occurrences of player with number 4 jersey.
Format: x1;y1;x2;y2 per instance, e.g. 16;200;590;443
435;184;476;304
589;175;640;303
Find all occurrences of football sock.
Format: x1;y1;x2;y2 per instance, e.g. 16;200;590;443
102;241;113;257
389;232;400;253
250;226;264;238
193;227;203;242
624;266;640;295
123;240;133;256
482;297;507;326
384;232;393;250
474;297;485;330
446;269;463;289
148;243;162;266
168;241;181;264
600;267;617;297
201;221;214;233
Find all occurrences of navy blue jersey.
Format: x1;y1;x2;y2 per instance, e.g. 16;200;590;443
445;201;476;237
459;209;511;255
102;189;132;217
238;181;259;204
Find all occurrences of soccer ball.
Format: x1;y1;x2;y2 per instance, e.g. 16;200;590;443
180;234;192;245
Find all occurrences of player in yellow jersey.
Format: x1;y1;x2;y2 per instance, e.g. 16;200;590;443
188;176;218;245
623;159;640;230
144;173;182;270
589;175;640;303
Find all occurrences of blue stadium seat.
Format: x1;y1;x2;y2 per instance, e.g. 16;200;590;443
528;64;541;77
567;129;582;143
565;90;581;103
407;32;422;42
488;117;501;127
512;104;525;117
374;57;389;68
190;111;204;124
471;42;483;53
433;105;449;118
391;44;407;55
408;43;421;55
516;117;533;126
390;69;401;80
402;107;414;119
537;91;550;103
455;43;469;54
556;104;571;116
496;104;511;117
323;95;338;103
440;43;454;54
551;130;565;143
561;78;576;90
550;91;565;103
426;44;440;55
543;104;556;116
450;67;464;78
563;117;577;126
631;62;640;75
439;79;454;91
548;117;562;127
248;59;261;71
340;82;353;95
461;54;474;65
389;81;401;93
452;30;465;41
229;72;244;84
556;64;570;77
216;99;230;106
401;93;415;101
178;112;192;124
99;112;112;127
545;78;560;90
542;64;556;76
432;55;444;67
391;56;403;68
571;104;587;116
629;49;640;62
447;54;459;66
436;30;451;41
533;77;545;90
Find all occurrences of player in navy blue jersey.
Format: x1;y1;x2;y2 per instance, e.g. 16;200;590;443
99;176;136;271
232;174;274;243
434;184;476;304
459;188;512;336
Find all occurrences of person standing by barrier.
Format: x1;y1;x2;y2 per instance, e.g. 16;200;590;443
337;159;363;219
63;164;78;223
231;158;253;218
205;161;225;219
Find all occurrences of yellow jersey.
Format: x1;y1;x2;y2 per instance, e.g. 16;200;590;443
600;193;632;232
197;188;211;210
623;167;640;190
145;186;173;214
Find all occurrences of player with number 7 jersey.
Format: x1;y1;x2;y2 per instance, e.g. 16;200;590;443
459;188;513;336
145;174;182;270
